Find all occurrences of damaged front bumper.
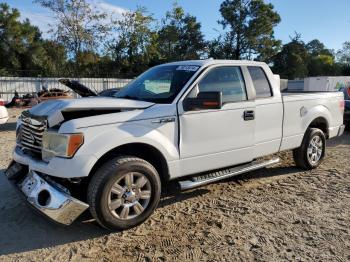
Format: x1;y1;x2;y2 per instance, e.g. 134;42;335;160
5;162;89;225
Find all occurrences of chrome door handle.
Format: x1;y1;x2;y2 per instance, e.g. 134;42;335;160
151;117;175;124
243;110;255;121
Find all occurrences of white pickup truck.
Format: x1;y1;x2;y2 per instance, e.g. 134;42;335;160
5;60;345;230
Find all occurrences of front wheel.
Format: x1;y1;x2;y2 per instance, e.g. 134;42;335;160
293;128;326;170
87;156;161;230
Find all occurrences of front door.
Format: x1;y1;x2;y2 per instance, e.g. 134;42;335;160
177;66;255;176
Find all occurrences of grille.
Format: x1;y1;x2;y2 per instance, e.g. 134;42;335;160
19;113;47;154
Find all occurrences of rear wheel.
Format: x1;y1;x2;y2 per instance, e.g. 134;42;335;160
87;156;161;230
293;128;326;170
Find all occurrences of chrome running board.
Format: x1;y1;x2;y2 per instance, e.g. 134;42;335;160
179;158;280;190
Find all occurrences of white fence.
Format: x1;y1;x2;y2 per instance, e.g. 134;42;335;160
0;77;132;101
287;80;304;91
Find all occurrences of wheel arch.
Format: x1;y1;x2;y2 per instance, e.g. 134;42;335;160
306;116;329;138
302;104;331;139
88;142;170;183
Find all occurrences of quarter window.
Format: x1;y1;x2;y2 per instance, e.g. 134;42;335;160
248;66;272;98
197;67;247;103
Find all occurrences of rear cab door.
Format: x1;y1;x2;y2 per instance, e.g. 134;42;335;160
245;65;283;158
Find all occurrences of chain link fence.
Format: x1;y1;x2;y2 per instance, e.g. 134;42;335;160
0;75;132;102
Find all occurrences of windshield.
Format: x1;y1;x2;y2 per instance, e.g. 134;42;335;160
115;65;200;103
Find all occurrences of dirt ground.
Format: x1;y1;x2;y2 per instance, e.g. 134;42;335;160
0;108;349;261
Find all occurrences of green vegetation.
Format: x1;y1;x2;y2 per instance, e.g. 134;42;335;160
0;1;349;79
209;0;281;61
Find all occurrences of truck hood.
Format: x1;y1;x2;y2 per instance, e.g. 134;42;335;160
28;97;154;127
58;78;98;97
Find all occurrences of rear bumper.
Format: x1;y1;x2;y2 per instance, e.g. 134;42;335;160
5;162;89;225
337;124;346;136
329;124;346;138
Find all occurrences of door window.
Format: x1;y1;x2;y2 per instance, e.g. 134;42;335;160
248;66;272;98
197;67;247;103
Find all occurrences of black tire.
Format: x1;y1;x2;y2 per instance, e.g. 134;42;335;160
87;156;161;230
293;128;326;170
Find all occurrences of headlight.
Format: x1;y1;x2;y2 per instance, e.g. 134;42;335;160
42;131;84;162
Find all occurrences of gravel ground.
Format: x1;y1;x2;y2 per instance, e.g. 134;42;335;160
0;108;349;261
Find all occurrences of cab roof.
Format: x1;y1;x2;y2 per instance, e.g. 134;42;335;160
160;59;266;68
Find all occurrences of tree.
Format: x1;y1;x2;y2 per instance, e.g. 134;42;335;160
334;42;350;76
0;3;54;76
307;54;336;76
306;39;336;76
108;7;157;77
272;34;309;79
337;41;350;65
210;0;281;61
272;37;348;78
39;40;67;76
306;39;332;57
34;0;110;70
157;4;206;62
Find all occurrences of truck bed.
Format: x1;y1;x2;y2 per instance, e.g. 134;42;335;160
279;91;344;151
282;90;341;94
282;90;343;102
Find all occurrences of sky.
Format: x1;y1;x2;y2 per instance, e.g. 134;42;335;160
4;0;350;51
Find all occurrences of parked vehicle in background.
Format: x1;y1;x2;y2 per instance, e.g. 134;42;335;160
0;98;9;124
340;86;350;129
5;88;72;108
38;88;72;102
5;59;345;230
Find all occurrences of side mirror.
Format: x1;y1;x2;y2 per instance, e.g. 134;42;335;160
183;91;222;111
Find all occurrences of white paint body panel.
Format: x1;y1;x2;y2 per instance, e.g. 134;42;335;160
280;92;344;151
12;60;345;180
177;102;255;177
254;99;283;158
252;64;284;158
29;97;154;127
0;105;9;124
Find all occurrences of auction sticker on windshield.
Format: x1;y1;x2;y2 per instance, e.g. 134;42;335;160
176;65;200;71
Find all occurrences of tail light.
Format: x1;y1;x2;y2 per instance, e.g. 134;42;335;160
0;100;5;106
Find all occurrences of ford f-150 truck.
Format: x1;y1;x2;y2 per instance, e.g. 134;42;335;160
5;60;345;230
